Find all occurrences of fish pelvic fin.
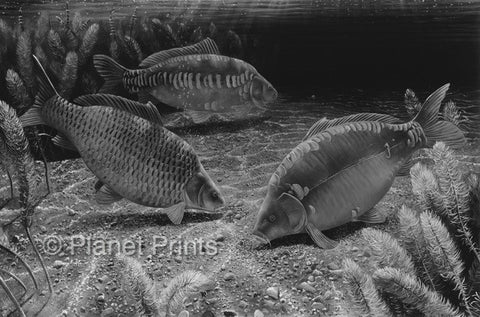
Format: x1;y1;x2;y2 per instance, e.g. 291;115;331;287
413;83;465;149
164;202;186;225
93;54;128;93
20;55;59;127
305;222;338;249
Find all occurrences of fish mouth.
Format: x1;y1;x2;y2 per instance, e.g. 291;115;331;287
252;230;271;247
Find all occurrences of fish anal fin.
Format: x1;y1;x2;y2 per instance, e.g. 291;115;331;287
164;202;186;225
74;94;163;125
96;184;123;205
51;133;77;152
189;111;212;124
397;157;414;176
306;223;338;249
356;207;386;224
139;38;220;68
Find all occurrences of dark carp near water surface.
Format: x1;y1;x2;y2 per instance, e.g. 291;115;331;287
22;56;225;224
253;84;466;248
93;38;277;123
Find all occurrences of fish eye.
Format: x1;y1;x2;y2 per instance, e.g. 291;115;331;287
268;215;276;222
211;191;219;200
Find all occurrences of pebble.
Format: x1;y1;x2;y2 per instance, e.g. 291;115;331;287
178;311;189;317
53;260;67;269
174;256;182;263
266;286;279;299
39;225;47;233
297;282;316;293
327;262;339;270
307;275;315;282
101;308;115;317
233;200;244;207
223;310;237;317
238;300;248;309
224;273;235;281
312;302;326;311
97;294;105;303
323;290;332;300
254;310;264;317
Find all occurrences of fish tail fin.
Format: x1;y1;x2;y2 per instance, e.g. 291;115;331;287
20;55;59;127
413;83;466;149
93;54;127;93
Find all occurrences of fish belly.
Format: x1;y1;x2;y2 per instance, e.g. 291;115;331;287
149;77;251;112
50;105;198;207
305;151;405;230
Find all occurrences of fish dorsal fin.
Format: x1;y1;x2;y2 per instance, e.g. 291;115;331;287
51;133;77;152
96;184;123;204
74;94;163;125
278;192;307;233
304;113;400;141
139;38;220;68
164;202;186;225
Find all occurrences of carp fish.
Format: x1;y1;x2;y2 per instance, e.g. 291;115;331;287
93;38;277;123
22;56;225;224
253;84;466;248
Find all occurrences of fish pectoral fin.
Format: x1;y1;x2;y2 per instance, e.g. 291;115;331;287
74;94;164;125
356;208;386;224
94;179;104;191
20;107;45;127
189;111;212;124
139;38;220;68
95;185;123;205
51;133;77;152
305;223;338;249
396;156;414;176
164;202;186;225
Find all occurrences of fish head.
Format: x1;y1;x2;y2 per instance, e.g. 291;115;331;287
185;166;224;212
250;75;278;107
252;191;307;245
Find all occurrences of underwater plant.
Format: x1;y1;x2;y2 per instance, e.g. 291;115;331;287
117;254;211;317
0;100;51;316
343;142;480;316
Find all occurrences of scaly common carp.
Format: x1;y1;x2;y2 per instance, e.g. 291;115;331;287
93;38;277;123
253;84;466;248
22;56;225;224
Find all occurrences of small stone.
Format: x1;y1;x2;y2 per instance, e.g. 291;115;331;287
39;225;47;233
327;262;339;270
307;275;315;282
224;273;235;281
98;275;109;283
101;308;115;317
215;234;225;242
312;269;322;276
323;290;332;300
223;310;237;317
233;200;244;207
174;256;182;263
97;293;105;303
238;300;248;309
53;260;67;269
312;302;326;310
363;250;371;257
178;311;189;317
297;282;316;293
266;286;279;299
254;310;264;317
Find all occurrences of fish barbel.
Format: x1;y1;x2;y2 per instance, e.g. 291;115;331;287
253;84;466;248
93;38;277;122
22;56;224;224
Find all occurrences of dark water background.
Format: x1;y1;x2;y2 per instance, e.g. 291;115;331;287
2;0;479;90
